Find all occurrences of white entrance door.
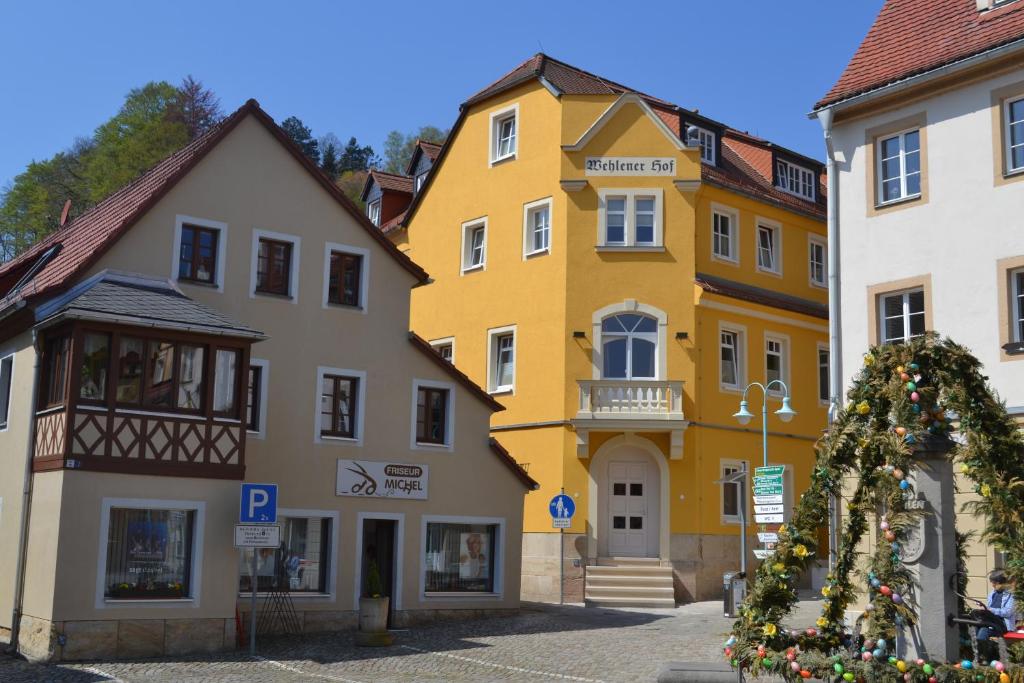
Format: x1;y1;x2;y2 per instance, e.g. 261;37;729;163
607;461;648;556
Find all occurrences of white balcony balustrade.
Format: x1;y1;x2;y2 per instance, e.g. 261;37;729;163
576;380;685;420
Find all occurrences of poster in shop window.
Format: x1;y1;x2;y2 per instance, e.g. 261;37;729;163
458;532;489;579
127;520;169;574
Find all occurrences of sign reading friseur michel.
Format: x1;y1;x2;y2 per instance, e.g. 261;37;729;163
336;459;428;500
585;157;676;176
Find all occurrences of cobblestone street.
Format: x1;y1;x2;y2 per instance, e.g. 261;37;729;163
0;600;822;682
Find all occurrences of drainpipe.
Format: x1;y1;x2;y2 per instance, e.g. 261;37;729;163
817;107;842;574
7;329;40;656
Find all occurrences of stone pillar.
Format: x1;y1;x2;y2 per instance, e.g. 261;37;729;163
899;435;959;663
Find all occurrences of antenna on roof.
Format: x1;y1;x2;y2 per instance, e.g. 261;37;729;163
59;200;72;227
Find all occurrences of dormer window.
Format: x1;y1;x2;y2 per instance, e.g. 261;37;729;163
775;159;816;201
694;127;716;165
415;172;428;192
367;200;381;226
489;105;519;165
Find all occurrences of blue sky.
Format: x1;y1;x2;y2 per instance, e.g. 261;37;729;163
0;0;880;189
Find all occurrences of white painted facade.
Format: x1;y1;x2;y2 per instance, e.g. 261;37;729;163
830;65;1024;412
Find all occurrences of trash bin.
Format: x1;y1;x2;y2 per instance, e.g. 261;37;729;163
722;571;747;618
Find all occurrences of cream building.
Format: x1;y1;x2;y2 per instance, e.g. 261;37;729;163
0;100;536;662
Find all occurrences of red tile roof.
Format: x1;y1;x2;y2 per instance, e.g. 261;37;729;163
416;140;442;162
696;273;828;319
368;170;414;194
489;438;540;490
817;0;1024;109
408;332;506;412
0;100;428;309
380;210;407;234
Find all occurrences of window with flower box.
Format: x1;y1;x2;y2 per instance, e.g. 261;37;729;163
104;507;195;600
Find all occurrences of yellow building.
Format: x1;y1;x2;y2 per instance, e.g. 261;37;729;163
391;55;830;603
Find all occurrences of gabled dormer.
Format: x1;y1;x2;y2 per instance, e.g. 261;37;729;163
406;140;443;195
360;170;414;227
680;111;726;167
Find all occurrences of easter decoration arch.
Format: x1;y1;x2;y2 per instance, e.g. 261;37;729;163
725;334;1024;682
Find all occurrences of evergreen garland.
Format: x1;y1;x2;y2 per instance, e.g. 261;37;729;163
725;334;1024;682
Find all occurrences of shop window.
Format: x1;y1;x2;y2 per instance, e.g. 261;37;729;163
104;507;195;600
239;516;331;594
424;521;498;593
80;332;110;402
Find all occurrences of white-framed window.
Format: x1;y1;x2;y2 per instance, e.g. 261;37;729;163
600;313;658;380
1012;268;1024;343
314;366;367;445
695;127;716;165
367;199;381;226
415;172;428;192
597;189;664;248
817;344;830;405
719;325;746;390
239;510;337;597
711;205;738;263
429;337;455;363
877;129;921;204
250;229;300;302
720;460;747;524
1005;96;1024;175
879;288;926;344
411;378;455;451
322;242;370;312
489;104;518;165
756;222;782;274
421;515;505;598
0;353;13;431
808;236;827;288
487;326;516;393
460;218;487;274
246;358;269;438
95;497;205;608
775;159;816;200
523;198;552;257
764;333;789;394
172;215;227;292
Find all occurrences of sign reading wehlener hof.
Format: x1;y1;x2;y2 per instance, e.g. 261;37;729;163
336;459;429;500
585;157;676;176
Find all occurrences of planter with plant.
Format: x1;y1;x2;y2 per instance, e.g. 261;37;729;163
356;560;393;646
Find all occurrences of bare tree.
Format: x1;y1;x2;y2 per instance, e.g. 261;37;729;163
171;75;223;139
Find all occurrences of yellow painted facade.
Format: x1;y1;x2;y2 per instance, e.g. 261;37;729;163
397;75;830;600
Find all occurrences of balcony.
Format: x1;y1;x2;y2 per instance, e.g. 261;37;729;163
573;380;688;459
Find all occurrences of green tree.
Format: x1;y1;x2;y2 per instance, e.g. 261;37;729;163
318;133;341;179
82;81;189;203
338;136;376;173
281;116;319;163
336;169;369;210
381;126;447;174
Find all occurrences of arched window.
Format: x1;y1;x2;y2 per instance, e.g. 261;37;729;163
601;314;658;380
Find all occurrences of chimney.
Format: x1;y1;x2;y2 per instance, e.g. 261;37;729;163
59;199;71;227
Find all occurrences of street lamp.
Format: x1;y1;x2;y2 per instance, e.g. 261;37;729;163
732;381;797;467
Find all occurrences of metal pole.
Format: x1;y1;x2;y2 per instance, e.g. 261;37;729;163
559;487;565;606
739;464;747;578
249;550;258;656
761;396;769;469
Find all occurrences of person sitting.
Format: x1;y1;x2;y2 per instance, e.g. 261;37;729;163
978;570;1016;644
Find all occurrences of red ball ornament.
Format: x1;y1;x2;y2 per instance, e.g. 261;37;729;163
880;585;892;596
900;372;910;382
800;671;812;679
885;531;896;542
805;628;817;637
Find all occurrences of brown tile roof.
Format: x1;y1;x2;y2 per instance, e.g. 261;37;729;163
489;438;540;491
416;140;442;162
696;273;828;320
817;0;1024;109
380;210;407;234
0;100;427;310
408;332;506;412
368;170;414;194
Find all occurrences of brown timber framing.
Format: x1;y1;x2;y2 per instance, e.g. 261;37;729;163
31;319;252;479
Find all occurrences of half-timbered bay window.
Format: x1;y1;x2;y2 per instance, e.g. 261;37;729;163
177;224;219;285
256;238;293;296
104;507;195;600
43;334;70;408
328;251;363;307
80;332;110;401
320;374;358;439
239;516;331;593
424;521;498;594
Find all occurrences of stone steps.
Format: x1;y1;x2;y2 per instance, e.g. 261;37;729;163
585;559;676;608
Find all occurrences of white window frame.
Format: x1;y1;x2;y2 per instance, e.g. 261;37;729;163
95;497;205;609
522;197;552;258
879;288;926;344
876;128;922;205
817;342;830;407
1012;267;1024;343
415;172;428;192
367;199;381;226
410;378;455;451
354;512;404;610
775;159;816;201
250;229;301;303
247;358;269;439
419;514;506;599
755;220;782;275
808;235;827;288
763;332;790;396
719;323;747;392
487;325;516;394
695;127;716;165
489;104;519;165
314;366;367;446
1005;95;1024;175
171;215;228;293
0;352;13;432
241;508;339;600
322;242;370;313
460;218;488;274
429;337;455;363
596;188;664;249
720;459;748;525
711;204;739;264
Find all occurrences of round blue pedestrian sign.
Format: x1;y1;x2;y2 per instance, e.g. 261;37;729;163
549;494;575;525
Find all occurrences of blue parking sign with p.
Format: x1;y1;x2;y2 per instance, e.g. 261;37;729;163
240;483;277;523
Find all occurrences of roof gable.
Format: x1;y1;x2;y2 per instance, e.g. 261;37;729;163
562;93;688;152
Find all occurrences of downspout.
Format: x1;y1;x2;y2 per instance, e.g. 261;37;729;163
817;107;842;574
7;328;40;656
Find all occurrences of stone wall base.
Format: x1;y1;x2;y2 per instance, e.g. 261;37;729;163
521;532;586;603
